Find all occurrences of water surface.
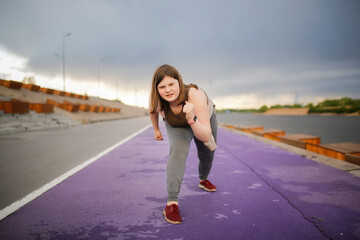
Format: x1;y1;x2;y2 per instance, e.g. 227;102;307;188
217;113;360;144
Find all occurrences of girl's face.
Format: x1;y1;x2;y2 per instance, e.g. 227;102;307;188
157;76;180;104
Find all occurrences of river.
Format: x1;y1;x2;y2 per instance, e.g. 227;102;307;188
216;112;360;144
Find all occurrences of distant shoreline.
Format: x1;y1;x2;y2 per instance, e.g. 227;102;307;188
261;107;360;116
261;108;309;115
217;108;360;116
217;97;360;116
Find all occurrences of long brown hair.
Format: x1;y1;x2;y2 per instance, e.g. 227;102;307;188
149;64;197;114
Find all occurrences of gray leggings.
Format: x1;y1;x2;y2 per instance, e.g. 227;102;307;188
165;113;218;202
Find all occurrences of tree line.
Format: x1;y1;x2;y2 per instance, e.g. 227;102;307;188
306;97;360;114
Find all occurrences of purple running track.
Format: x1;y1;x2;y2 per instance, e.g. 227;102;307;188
0;123;359;240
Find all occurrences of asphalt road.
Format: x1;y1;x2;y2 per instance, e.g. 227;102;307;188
1;122;359;239
0;116;150;210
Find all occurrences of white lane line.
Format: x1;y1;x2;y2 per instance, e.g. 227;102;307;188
0;124;151;221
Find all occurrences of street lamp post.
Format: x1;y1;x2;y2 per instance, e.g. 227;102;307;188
54;32;71;92
97;58;104;97
62;32;71;92
116;79;118;100
116;72;121;101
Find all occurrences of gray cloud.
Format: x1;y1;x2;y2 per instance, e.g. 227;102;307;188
0;0;359;106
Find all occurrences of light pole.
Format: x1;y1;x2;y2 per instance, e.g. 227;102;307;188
62;32;71;91
54;32;71;91
97;58;104;97
116;77;118;100
116;72;121;101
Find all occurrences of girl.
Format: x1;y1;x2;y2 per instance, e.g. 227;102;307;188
149;64;218;224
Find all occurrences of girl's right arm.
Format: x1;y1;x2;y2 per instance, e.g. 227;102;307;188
149;111;163;141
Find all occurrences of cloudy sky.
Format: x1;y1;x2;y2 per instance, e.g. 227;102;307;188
0;0;359;108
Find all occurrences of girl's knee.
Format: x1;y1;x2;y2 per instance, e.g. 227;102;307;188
170;141;191;154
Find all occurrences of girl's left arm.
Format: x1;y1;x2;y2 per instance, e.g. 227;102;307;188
183;88;212;142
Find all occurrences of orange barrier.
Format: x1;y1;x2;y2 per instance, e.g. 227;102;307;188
88;105;120;113
0;101;29;114
307;142;360;162
79;104;90;112
65;92;75;98
64;101;92;113
63;100;80;112
1;79;88;99
47;99;80;113
98;106;106;112
252;129;285;141
65;104;80;112
239;125;264;133
53;90;66;96
1;93;121;116
46;99;57;106
265;134;282;141
279;134;321;149
22;84;40;92
29;103;54;113
222;124;359;165
307;144;346;160
0;80;23;89
40;88;88;99
54;90;88;100
0;79;6;86
345;154;360;165
223;124;236;129
89;105;99;112
40;87;54;94
1;98;53;114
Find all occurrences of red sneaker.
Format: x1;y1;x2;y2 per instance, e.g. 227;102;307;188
163;204;182;224
199;179;217;192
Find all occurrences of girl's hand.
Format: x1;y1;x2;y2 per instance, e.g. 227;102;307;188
154;129;163;141
183;101;195;122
